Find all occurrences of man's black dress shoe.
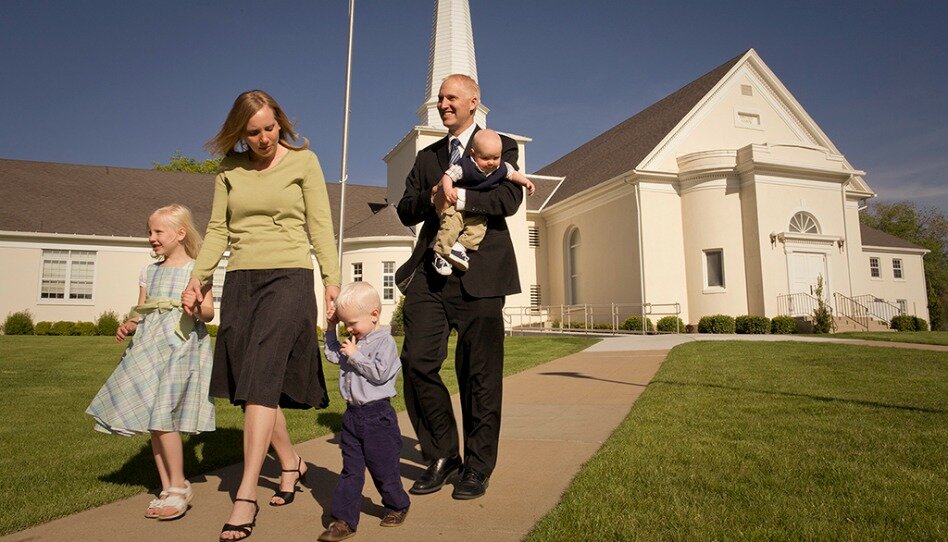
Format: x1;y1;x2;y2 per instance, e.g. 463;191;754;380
409;456;462;495
451;467;489;500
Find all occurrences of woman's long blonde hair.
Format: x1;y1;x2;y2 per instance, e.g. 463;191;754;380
204;90;308;157
151;204;202;259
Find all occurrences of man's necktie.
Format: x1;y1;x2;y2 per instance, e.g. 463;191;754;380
450;138;462;165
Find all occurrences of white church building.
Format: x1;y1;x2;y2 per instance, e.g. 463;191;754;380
0;0;929;332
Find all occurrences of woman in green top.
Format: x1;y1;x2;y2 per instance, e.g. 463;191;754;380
182;90;340;542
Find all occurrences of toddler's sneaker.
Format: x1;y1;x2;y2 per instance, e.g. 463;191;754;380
448;243;470;271
432;253;453;276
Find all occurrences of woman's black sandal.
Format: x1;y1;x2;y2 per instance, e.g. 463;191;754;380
270;456;307;507
219;498;259;541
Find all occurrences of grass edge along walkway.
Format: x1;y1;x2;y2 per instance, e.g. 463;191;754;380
526;340;948;542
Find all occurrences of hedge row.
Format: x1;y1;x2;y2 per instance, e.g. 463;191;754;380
3;310;224;337
697;314;800;334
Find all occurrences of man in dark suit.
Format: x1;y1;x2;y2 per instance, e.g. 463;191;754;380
395;74;522;500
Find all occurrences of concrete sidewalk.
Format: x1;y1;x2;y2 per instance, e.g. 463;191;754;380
4;345;669;542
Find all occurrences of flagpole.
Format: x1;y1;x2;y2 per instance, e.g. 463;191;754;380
337;0;355;268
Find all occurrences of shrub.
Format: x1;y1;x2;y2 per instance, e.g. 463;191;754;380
621;316;654;333
891;314;928;331
811;276;833;334
735;315;770;334
50;321;76;336
3;310;35;335
771;315;797;335
34;321;53;335
95;311;121;337
656;316;685;333
698;315;736;334
315;325;324;343
890;314;915;331
74;321;97;336
206;324;219;337
390;297;405;336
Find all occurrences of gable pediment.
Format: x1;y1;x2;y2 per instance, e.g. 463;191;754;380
640;51;872;197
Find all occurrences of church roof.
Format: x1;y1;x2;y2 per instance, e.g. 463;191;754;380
534;51;746;206
859;223;927;251
0;158;410;240
526;176;563;212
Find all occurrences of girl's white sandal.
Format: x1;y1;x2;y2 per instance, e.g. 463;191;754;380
157;481;193;521
144;491;169;519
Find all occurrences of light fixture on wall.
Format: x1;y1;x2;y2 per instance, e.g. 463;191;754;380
769;232;777;245
837;239;845;249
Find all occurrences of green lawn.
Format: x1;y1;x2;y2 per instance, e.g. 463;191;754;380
0;335;595;536
832;330;948;346
527;341;948;541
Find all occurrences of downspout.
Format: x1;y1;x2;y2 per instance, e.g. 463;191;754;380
633;180;647;306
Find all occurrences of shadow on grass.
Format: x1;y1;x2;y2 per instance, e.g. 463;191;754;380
316;411;343;433
653;379;946;413
540;371;649;387
100;428;245;490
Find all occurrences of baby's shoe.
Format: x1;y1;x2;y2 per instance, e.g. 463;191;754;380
432;253;453;276
448;243;469;271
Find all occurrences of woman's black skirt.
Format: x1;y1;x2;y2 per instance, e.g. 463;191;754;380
210;268;329;409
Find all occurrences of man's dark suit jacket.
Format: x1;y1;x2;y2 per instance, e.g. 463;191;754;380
395;127;523;298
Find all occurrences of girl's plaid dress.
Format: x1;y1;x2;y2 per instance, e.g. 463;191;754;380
87;261;215;435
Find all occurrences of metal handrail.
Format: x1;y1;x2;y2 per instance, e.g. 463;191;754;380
852;294;904;324
833;292;870;331
776;292;831;318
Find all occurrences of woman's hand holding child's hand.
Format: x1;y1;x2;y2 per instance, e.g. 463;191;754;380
181;278;203;317
115;320;138;342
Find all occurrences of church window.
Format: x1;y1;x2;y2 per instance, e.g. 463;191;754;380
352;262;363;282
789;212;820;234
382;262;395;301
704;249;725;289
40;249;95;301
869;257;880;278
897;299;907;314
892;258;903;280
565;228;581;304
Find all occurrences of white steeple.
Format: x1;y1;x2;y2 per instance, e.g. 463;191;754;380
416;0;489;127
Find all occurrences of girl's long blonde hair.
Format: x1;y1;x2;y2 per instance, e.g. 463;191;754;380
204;90;308;157
151;204;202;259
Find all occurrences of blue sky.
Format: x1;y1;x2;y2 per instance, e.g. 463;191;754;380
2;1;946;213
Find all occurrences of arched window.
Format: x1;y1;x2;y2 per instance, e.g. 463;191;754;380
565;227;581;304
789;212;820;234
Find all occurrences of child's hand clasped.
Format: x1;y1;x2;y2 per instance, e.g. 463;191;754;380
340;336;359;357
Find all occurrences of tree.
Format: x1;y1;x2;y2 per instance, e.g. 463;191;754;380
861;201;948;330
153;151;221;174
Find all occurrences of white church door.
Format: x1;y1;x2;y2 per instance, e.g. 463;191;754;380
788;252;827;316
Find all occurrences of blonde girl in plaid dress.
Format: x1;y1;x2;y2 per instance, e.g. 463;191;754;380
87;204;216;521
